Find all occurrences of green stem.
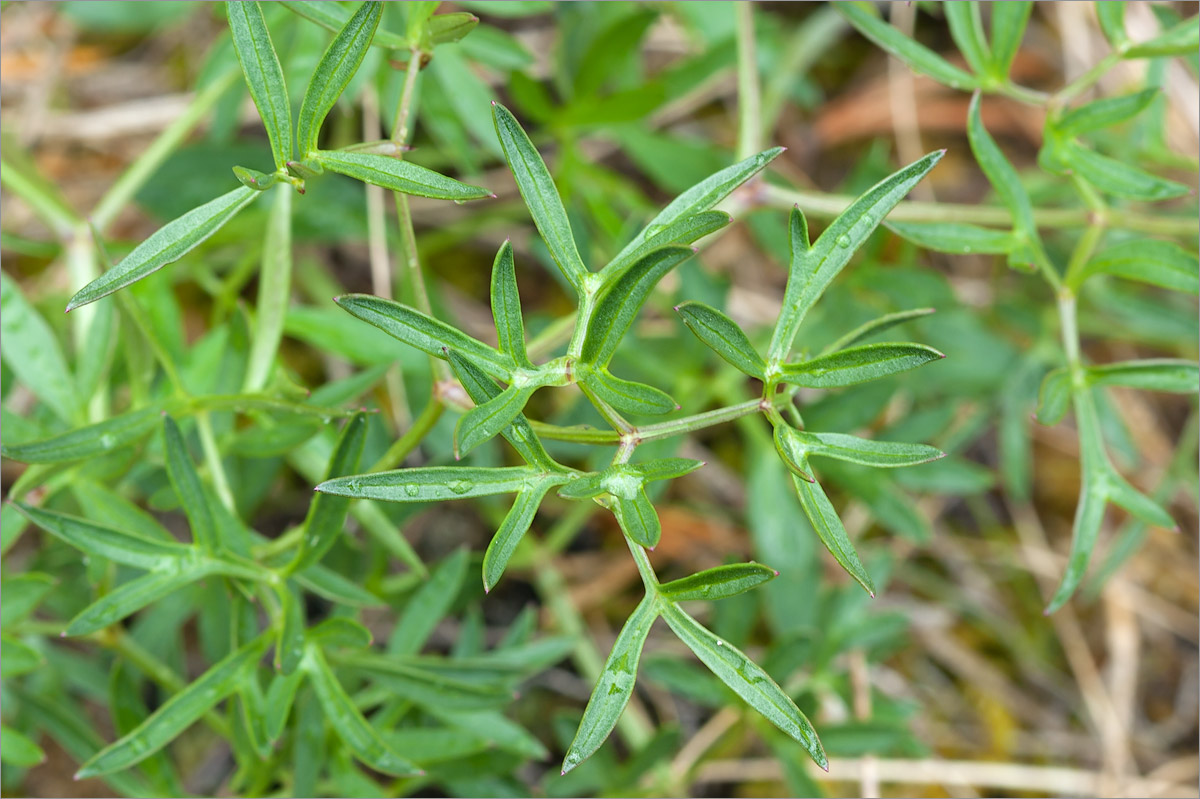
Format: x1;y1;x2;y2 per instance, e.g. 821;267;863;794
1053;49;1124;108
762;183;1197;237
92;67;240;232
369;399;444;472
529;395;785;446
196;412;236;512
579;381;633;435
627;538;660;591
243;184;293;392
735;1;762;161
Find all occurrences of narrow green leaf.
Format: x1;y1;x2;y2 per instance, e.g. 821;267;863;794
279;1;407;48
65;562;219;636
1124;15;1199;57
1;724;45;767
447;350;554;468
1060;143;1189;201
1;635;43;678
582;368;678;416
264;668;305;741
483;480;553;592
1057;89;1158;137
1079;238;1198;294
603;211;731;284
295;1;382;156
426;11;479;45
1;271;80;423
837;2;977;89
0;573;55;626
294;564;385;607
275;582;307;675
233;165;280;191
779;343;944;388
334;294;513;380
13;503;190;569
944;1;991;77
67;187;258;311
660;602;827;770
631;458;705;483
1096;2;1128;48
0;406;158;463
244;184;292;392
317;465;545;502
405;1;438;41
492;102;587;293
108;663;184;796
455;383;536;459
1087;359;1199;393
314;150;491;200
1035;367;1071;425
675;301;765;379
778;430;944;469
966;93;1039;268
561;596;657;775
820;307;936;355
556;473;606;500
613;487;661;549
987;1;1032;80
792;472;875;596
1105;468;1175;530
76;634;271;778
773;425;814;482
0;153;79;235
162;415;218;552
288;414;367;574
388;549;469;655
769;150;943;361
659;563;776;602
340;654;511;710
308;617;374;650
886;220;1013;255
227;1;292;168
1045;477;1106;614
490;239;530;367
583;245;695;367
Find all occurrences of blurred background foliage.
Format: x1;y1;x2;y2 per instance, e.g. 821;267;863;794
1;1;1197;796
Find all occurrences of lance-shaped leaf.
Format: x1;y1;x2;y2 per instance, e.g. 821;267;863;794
1087;359;1199;393
944;1;991;77
1035;368;1071;425
1077;238;1198;294
1124;14;1199;57
426;12;479;46
228;1;292;168
162;416;218;552
1;573;55;626
65;560;222;636
1;271;80;423
317;465;546;503
820;307;936;355
340;653;511;710
1056;89;1158;137
67;187;258;311
886;220;1013;255
308;617;373;650
2;636;43;678
557;472;606;500
334;294;514;380
792;470;875;596
303;647;421;776
561;596;658;775
612;486;661;549
583;245;695;367
490;239;531;367
769;152;943;361
581;368;677;416
660;602;827;770
988;1;1032;80
12;503;190;570
631;458;705;483
604;211;732;285
778;429;944;469
76;634;271;778
447;350;554;469
659;563;776;602
837;2;977;90
264;669;305;741
288;413;367;574
455;383;537;459
2;723;45;767
483;479;555;592
1105;469;1176;530
279;0;407;49
492;102;587;294
313;150;491;201
675;301;765;379
0;406;159;463
1097;2;1128;47
275;582;306;675
388;548;467;655
294;564;385;608
1059;143;1189;201
780;343;944;389
966;92;1040;271
295;1;382;156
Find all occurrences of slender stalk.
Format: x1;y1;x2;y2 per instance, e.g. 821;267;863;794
243;184;293;393
196;412;237;512
627;538;660;591
530;395;784;446
92;67;240;232
369;399;444;472
579;382;634;435
735;1;762;161
1053;50;1124;108
762;183;1198;237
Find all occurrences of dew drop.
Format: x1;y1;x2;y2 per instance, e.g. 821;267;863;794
448;479;473;495
99;433;116;449
716;639;724;647
963;245;973;253
836;234;851;249
401;483;419;497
